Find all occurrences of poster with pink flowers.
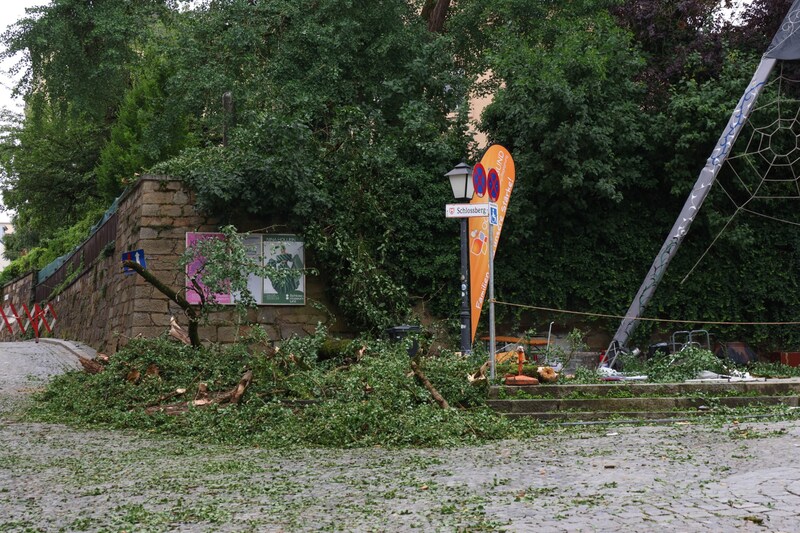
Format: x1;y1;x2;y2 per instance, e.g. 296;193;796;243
184;232;232;305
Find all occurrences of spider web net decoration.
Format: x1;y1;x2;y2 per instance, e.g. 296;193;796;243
606;1;800;358
720;64;800;219
685;63;800;280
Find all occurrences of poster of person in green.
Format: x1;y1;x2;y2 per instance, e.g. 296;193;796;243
262;235;305;305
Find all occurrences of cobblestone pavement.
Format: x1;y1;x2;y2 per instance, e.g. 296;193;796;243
0;340;87;415
1;340;800;531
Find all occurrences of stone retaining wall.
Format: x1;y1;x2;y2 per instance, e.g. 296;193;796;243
0;272;36;339
0;271;35;309
15;175;336;353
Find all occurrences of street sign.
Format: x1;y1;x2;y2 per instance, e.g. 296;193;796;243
472;163;487;197
446;203;489;218
488;168;500;202
122;249;147;275
446;203;497;218
489;203;499;226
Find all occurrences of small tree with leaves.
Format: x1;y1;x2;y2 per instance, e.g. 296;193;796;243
124;225;305;347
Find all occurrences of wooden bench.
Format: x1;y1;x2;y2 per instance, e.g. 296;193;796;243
480;335;549;347
480;336;550;364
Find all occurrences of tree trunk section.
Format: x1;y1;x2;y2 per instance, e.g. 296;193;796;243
410;359;450;409
425;0;451;33
122;260;201;347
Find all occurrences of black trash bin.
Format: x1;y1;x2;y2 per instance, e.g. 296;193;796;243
386;325;421;357
647;342;670;358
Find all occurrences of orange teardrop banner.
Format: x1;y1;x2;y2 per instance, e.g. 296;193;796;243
468;145;515;342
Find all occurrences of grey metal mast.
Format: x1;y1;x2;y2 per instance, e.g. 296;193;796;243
605;0;800;366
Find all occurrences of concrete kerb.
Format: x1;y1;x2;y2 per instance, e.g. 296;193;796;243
37;338;98;361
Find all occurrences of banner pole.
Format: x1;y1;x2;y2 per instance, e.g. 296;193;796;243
489;194;496;381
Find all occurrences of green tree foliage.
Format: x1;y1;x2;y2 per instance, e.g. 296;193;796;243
5;0;800;351
612;0;732;103
447;0;660;328
31;335;514;448
457;0;800;350
96;58;194;199
0;0;179;251
1;0;175;121
639;52;800;348
155;0;471;329
0;104;106;256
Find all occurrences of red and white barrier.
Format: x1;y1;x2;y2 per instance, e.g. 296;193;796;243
0;302;57;340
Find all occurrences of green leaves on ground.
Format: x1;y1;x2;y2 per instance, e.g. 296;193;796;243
29;335;527;448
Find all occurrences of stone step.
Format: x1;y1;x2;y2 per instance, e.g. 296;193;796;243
487;395;799;415
489;378;800;399
500;409;796;422
502;410;708;422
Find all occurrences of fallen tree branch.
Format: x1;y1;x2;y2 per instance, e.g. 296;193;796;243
78;355;104;374
145;388;187;408
468;361;490;383
210;370;253;405
410;358;449;410
145;371;253;415
122;260;201;347
169;316;192;345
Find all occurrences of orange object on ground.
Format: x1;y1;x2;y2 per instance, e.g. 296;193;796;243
504;346;539;386
483;336;548;365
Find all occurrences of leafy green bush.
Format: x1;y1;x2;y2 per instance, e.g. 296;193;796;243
0;207;106;286
620;347;729;382
748;361;800;379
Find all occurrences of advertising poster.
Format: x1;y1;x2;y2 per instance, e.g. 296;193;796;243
185;232;305;306
184;232;232;305
241;234;264;302
262;235;305;305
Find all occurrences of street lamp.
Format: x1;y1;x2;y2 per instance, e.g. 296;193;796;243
445;162;474;354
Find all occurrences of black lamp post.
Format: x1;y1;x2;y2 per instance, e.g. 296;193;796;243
445;162;474;354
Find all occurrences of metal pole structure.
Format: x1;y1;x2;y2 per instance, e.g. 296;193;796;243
459;216;472;354
605;56;777;366
445;161;475;355
604;0;800;366
488;196;496;381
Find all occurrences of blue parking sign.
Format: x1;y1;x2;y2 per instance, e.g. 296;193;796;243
122;249;147;275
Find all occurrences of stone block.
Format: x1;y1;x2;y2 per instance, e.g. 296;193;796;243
151;313;170;327
261;325;281;340
181;206;201;218
141;204;162;217
136;299;169;314
135;284;155;299
279;325;309;340
216;326;238;343
132;313;155;327
173;190;190;204
139;227;160;240
256;307;278;323
140;216;175;227
130;326;155;339
159;205;183;217
141;191;175;204
282;311;322;324
136;239;178;255
198;326;217;342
